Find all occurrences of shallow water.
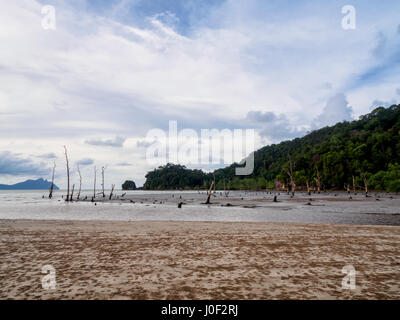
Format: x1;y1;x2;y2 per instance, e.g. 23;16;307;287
0;190;399;226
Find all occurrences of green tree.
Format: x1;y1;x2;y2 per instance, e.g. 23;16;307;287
122;180;136;190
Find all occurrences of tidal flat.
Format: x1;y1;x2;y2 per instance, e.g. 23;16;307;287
0;190;399;299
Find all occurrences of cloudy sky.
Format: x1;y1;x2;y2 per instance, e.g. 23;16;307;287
1;0;400;188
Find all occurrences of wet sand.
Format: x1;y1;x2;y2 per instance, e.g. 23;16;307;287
78;190;400;208
0;219;399;299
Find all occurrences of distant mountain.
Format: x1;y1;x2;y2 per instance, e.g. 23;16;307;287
0;178;59;190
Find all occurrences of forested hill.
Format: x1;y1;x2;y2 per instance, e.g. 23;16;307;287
143;105;400;192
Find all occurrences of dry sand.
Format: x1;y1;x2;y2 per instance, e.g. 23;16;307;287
0;219;399;300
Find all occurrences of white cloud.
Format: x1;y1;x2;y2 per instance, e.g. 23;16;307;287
245;111;306;141
0;0;399;187
313;93;353;128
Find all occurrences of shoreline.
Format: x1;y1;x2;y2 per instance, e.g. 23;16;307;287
1;218;400;228
1;190;399;226
1;219;399;299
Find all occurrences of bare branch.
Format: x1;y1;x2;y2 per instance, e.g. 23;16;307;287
77;164;82;200
109;184;115;200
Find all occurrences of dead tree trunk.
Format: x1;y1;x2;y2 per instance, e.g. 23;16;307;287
77;164;82;200
314;166;321;194
49;161;56;199
213;173;216;194
64;146;70;202
101;166;106;198
363;175;368;197
205;180;214;204
70;184;75;201
306;181;311;196
93;166;97;200
224;180;230;197
286;157;296;196
109;184;115;200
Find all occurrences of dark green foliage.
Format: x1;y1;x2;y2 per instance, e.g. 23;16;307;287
368;163;400;192
143;105;400;192
122;180;136;190
143;164;209;190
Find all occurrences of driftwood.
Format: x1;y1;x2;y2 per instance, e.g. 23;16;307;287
49;161;56;199
64;146;70;202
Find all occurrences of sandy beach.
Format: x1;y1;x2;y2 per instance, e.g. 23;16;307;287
0;219;399;300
